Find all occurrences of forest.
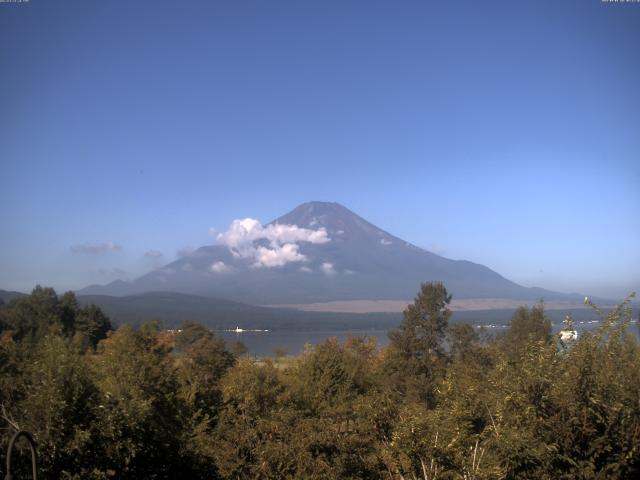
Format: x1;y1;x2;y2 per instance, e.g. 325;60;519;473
0;283;638;479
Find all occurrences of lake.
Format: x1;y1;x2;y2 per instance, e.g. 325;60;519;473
220;316;640;357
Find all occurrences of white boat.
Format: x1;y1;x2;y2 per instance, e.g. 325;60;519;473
224;326;270;333
559;314;578;343
559;329;578;342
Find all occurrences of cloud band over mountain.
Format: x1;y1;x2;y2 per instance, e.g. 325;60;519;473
215;218;330;268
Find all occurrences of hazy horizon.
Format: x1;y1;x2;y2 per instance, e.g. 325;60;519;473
2;1;639;299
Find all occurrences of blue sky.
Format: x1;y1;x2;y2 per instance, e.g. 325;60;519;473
1;0;638;298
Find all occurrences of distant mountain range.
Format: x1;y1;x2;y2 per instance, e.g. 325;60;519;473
76;292;401;330
0;287;399;329
77;201;578;305
0;289;27;304
2;288;611;332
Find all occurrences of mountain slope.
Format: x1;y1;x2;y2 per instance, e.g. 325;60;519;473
77;201;571;304
0;289;27;303
77;291;401;330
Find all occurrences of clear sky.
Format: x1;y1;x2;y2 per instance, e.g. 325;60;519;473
1;0;638;299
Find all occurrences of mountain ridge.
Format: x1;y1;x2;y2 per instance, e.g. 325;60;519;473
77;201;577;304
76;291;401;330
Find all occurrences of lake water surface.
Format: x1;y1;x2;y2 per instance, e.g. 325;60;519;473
220;329;390;357
220;318;639;357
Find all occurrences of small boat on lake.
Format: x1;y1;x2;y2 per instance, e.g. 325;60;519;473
224;326;270;333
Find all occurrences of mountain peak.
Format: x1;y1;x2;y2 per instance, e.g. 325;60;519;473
274;201;372;229
271;201;402;249
283;201;352;218
77;201;571;304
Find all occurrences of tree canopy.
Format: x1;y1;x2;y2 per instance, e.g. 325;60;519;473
0;285;638;479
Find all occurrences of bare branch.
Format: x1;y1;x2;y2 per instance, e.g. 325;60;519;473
486;404;499;438
0;403;20;432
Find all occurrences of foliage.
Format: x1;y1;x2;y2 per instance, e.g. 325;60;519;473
0;285;638;479
498;302;552;361
0;286;112;347
385;282;452;405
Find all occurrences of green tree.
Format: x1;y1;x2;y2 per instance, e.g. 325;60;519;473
289;338;360;415
0;330;24;443
90;322;185;479
499;302;552;361
75;304;112;348
17;333;100;479
174;321;235;477
384;282;452;405
59;291;81;335
542;296;640;478
447;323;480;363
4;286;62;342
0;287;111;348
175;321;235;410
213;359;285;478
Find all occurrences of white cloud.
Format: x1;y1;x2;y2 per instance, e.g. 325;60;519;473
253;244;306;268
380;239;392;246
144;250;163;258
210;261;230;273
299;266;313;273
71;241;122;254
215;218;330;268
321;262;336;275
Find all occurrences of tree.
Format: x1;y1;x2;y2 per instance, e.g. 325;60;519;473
447;323;480;363
384;282;452;405
75;304;112;348
175;321;234;415
17;333;100;478
174;321;235;478
0;288;112;348
230;340;248;357
59;291;81;335
213;359;285;478
289;338;358;415
542;295;640;478
499;302;552;361
4;286;62;342
91;323;185;479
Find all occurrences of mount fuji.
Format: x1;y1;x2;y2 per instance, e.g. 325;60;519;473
77;202;572;305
